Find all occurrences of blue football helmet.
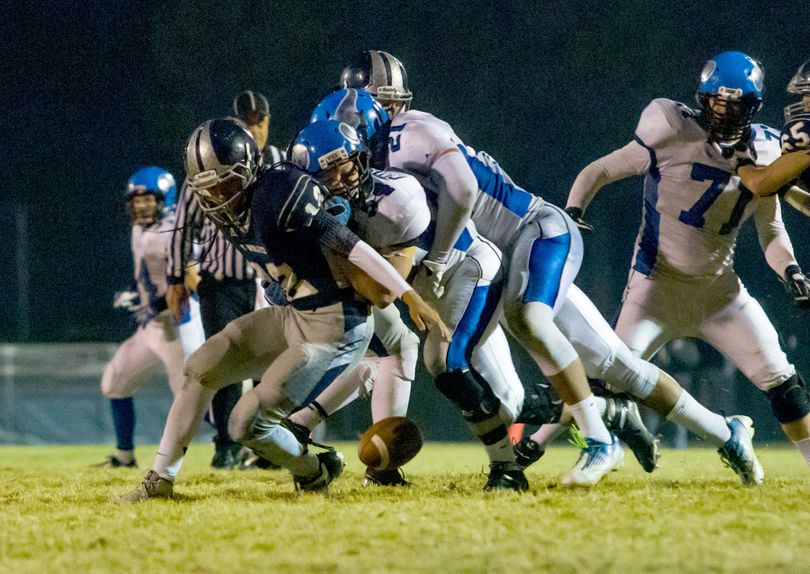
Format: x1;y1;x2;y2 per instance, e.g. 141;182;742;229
695;51;764;144
183;118;261;238
785;61;810;122
126;166;177;225
310;89;390;167
290;120;371;205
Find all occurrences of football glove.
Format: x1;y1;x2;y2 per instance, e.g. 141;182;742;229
564;206;594;233
412;259;447;300
783;264;810;307
113;289;140;311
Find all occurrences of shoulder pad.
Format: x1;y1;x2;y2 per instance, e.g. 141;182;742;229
780;117;810;153
359;170;431;248
750;123;782;166
635;98;690;148
252;167;326;232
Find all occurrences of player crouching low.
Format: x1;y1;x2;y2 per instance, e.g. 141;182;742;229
120;119;448;502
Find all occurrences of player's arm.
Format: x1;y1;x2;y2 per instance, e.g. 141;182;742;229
736;150;810;197
427;149;477;264
166;180;203;318
344;246;416;308
752;196;810;306
309;210;449;338
566;139;651;226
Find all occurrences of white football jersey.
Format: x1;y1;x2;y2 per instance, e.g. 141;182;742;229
353;169;431;253
131;216;173;316
387;110;543;251
631;98;782;278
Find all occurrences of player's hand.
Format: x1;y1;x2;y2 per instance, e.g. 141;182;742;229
412;259;447;300
113;289;140;310
167;283;190;319
401;289;451;341
564;206;594;233
783;264;810;307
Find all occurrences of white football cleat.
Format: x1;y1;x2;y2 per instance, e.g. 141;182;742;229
561;434;624;487
718;415;764;486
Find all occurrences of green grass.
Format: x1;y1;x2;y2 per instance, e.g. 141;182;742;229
1;443;808;574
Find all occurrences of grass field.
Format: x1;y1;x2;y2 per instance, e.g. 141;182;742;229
1;442;808;574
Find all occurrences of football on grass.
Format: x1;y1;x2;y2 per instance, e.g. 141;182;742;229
358;416;423;470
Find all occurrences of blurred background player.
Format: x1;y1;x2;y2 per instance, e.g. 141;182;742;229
99;167;199;467
566;51;810;478
166;90;282;469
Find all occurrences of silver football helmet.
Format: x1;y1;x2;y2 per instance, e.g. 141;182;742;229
184;118;261;237
339;50;412;117
785;60;810;121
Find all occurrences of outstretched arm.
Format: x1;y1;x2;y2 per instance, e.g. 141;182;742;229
566;139;651;214
737;149;810;197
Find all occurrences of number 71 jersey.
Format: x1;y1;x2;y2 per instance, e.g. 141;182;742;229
631;98;782;278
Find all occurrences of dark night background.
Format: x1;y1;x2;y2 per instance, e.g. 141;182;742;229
2;1;809;442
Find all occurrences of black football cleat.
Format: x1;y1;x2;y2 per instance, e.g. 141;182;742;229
514;438;546;470
294;450;345;493
603;395;659;473
484;462;529;492
363;466;411;487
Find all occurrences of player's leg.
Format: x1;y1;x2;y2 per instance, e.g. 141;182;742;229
99;323;163;467
148;316;187;397
616;274;762;484
197;275;257;469
423;239;528;490
502;206;619;486
699;283;810;468
227;301;372;491
120;307;292;501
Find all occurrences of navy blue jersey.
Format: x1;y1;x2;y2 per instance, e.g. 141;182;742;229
231;166;363;310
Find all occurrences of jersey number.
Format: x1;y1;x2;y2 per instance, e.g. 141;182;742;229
781;120;810;153
678;162;752;235
389;124;406;152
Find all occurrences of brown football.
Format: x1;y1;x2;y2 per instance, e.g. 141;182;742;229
357;416;423;470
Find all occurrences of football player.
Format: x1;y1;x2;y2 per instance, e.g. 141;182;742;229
330;57;629;486
329;51;764;485
289;118;536;490
99;167;203;468
122;119;447;501
566;51;810;475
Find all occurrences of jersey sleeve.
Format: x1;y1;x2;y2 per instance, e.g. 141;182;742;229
750;124;782;167
780;118;810;153
634;98;684;149
388;112;462;173
361;172;432;250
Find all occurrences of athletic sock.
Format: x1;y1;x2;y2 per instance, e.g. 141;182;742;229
529;423;566;448
793;437;810;467
568;395;612;444
665;390;730;447
593;395;607;416
110;397;135;452
288;403;325;431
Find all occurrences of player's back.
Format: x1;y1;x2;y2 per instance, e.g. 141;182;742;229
237;168;355;309
387;109;542;251
352;169;431;253
631;98;782;279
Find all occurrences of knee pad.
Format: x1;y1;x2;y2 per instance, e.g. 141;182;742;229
765;373;810;424
435;368;501;423
603;351;659;400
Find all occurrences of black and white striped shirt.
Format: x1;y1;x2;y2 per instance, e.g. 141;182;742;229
167;144;284;283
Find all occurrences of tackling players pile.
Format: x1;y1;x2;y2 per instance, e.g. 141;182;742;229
111;50;810;501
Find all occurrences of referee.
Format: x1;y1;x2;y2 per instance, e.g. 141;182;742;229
166;90;284;468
